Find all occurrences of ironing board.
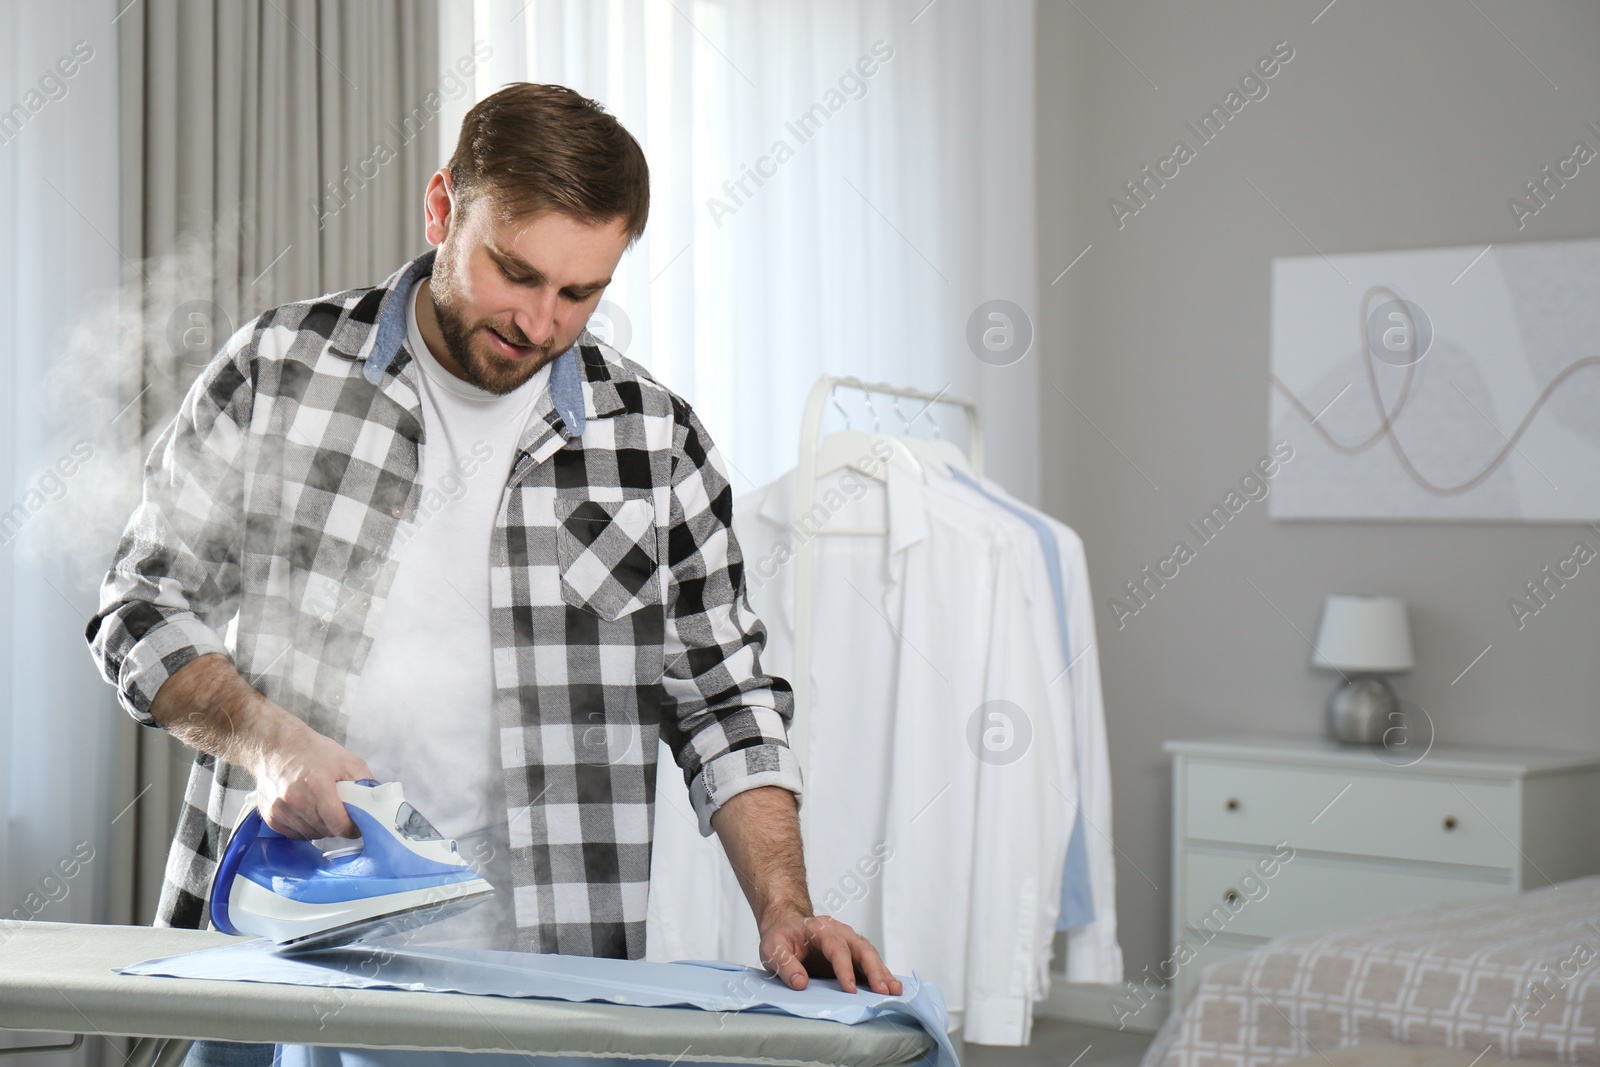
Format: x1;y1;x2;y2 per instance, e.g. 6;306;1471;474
0;921;937;1067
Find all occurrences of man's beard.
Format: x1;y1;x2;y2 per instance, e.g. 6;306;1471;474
428;272;557;396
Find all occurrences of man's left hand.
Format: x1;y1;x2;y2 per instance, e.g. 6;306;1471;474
759;912;904;996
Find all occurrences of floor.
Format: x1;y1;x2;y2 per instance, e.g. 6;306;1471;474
962;1019;1154;1067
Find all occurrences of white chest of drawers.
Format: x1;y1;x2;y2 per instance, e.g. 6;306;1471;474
1164;736;1600;1004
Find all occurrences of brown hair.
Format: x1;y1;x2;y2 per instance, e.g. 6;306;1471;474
446;83;649;244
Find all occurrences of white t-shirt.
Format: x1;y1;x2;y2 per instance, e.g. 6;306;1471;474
343;279;551;949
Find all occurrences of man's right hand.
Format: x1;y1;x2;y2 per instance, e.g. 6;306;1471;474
248;714;375;839
150;652;374;840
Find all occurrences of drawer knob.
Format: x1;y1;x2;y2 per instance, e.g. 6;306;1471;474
1443;816;1458;831
1225;798;1240;811
1223;888;1241;905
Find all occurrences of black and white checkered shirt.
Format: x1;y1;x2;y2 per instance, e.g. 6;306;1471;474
86;251;801;959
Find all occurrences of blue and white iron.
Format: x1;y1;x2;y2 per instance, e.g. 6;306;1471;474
211;779;494;950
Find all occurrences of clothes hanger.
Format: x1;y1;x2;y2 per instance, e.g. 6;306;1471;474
813;388;922;482
893;397;975;477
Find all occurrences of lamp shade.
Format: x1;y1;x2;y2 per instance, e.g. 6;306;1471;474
1312;594;1413;672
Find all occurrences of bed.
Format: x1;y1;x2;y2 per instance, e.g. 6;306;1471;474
1142;874;1600;1067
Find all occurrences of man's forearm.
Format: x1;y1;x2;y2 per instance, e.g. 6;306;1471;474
149;651;296;774
711;785;898;995
151;654;372;839
710;785;812;929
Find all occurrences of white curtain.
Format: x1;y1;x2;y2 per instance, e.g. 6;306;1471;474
2;4;447;1063
460;0;1041;500
0;2;124;1065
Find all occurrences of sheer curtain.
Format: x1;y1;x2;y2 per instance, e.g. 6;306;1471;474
2;5;446;1063
459;0;1041;499
0;2;124;1064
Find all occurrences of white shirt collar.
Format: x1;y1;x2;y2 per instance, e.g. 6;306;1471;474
753;442;931;558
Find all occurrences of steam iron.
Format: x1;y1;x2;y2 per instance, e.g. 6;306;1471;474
210;778;494;951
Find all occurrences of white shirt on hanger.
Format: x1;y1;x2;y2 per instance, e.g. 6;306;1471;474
877;462;1071;1044
925;466;1122;987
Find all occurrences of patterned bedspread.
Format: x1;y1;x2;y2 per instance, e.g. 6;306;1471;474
1141;875;1600;1067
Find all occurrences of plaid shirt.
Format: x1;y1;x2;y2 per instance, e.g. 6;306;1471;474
86;250;801;959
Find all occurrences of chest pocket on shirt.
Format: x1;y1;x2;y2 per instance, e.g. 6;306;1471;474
554;497;662;621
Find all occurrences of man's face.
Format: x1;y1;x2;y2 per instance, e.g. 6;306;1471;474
422;172;631;395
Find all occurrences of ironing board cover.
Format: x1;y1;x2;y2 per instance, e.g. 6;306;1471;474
118;939;956;1067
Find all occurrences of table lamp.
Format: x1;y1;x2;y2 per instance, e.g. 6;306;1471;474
1312;594;1413;744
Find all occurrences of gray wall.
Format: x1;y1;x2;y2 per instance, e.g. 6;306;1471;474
1035;0;1600;988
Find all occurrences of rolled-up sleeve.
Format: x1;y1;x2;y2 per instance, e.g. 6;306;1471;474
85;326;255;726
659;396;803;836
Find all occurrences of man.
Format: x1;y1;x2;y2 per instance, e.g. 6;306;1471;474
87;83;898;1060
